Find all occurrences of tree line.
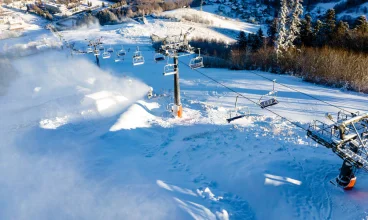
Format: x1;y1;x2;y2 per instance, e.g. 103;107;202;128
190;3;368;93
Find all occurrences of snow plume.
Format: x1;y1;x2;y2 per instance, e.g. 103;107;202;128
0;37;62;58
0;52;175;219
8;51;149;121
75;13;101;30
0;30;23;40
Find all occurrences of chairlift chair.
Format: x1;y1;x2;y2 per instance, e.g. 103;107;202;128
98;44;104;50
154;53;165;62
189;48;204;69
93;49;100;56
132;46;144;66
117;45;126;57
102;49;111;59
258;79;279;108
86;47;93;53
115;53;124;62
107;45;114;53
226;96;250;123
163;58;177;76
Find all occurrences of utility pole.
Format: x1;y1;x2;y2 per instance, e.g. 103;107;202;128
173;55;182;118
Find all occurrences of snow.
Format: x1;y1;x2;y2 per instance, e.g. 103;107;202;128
1;7;368;220
109;102;156;131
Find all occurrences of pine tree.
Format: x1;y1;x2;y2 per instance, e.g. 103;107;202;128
285;0;303;48
247;33;255;50
275;0;304;58
267;18;278;46
254;28;264;51
333;20;349;47
335;20;349;36
300;14;313;46
313;19;324;46
237;31;247;51
276;0;289;59
354;15;368;34
323;9;336;41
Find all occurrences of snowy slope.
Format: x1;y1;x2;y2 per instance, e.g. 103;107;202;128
1;9;368;220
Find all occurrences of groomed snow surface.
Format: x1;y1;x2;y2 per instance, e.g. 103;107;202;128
1;8;368;220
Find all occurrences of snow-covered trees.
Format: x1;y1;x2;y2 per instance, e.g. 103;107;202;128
275;0;304;58
286;0;303;48
275;0;289;58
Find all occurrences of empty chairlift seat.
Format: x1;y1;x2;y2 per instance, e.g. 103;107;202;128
259;96;278;109
258;80;279;108
86;47;93;53
226;95;250;123
132;48;144;66
117;46;126;57
107;45;114;53
102;49;111;59
163;64;177;76
189;48;204;69
154;53;165;62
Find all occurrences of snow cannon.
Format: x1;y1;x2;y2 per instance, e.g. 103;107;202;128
336;160;357;190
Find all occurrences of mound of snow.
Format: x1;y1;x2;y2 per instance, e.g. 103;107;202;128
110;102;157;131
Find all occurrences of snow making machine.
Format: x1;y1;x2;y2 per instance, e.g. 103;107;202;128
307;111;368;190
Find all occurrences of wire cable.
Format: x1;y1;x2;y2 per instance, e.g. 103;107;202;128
248;71;361;114
179;60;309;132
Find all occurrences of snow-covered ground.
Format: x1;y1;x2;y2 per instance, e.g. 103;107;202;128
1;8;368;220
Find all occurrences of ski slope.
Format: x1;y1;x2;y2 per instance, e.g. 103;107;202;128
1;9;368;220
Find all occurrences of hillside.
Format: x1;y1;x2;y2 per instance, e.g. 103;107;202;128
198;0;368;23
0;8;368;219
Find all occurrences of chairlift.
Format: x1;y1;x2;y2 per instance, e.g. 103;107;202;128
132;46;144;66
107;45;114;53
226;95;250;123
163;58;177;76
115;54;124;62
189;48;204;69
258;79;279;108
93;49;100;56
117;45;126;56
98;44;104;50
86;47;93;53
154;53;165;62
102;49;111;59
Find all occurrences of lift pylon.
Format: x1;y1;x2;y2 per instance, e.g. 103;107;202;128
307;112;368;189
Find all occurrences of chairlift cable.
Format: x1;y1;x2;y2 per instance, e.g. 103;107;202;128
248;71;361;114
179;60;308;132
